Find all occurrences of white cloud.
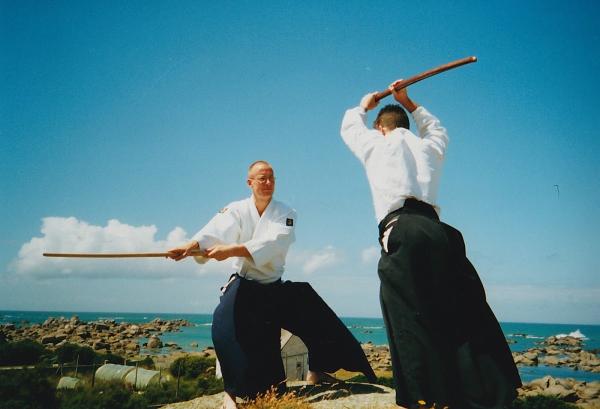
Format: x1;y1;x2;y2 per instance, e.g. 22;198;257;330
301;245;341;274
361;246;380;264
10;217;227;280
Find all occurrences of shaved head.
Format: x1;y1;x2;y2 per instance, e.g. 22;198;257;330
248;160;272;176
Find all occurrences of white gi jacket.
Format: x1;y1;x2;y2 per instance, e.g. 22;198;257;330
340;105;449;223
191;196;296;284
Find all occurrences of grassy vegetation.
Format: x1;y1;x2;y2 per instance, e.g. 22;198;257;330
57;381;147;409
509;395;578;409
243;388;313;409
0;368;59;409
0;339;224;409
0;365;585;409
346;373;395;388
169;354;215;379
0;339;586;409
0;339;49;366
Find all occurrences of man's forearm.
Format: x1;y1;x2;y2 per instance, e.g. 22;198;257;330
203;243;252;261
399;97;419;113
228;244;251;258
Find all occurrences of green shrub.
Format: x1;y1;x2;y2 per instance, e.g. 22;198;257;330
169;355;216;379
55;343;96;365
143;378;201;403
197;374;223;395
53;343;124;368
0;368;58;409
509;395;578;409
0;340;48;366
347;374;395;388
140;382;175;405
96;351;125;365
128;355;155;370
58;381;146;409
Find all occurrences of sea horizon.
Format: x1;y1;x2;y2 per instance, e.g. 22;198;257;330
2;308;599;327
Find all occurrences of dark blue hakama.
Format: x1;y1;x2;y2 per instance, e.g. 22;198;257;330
212;275;376;399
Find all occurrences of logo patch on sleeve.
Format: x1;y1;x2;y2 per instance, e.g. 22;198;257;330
286;218;294;226
218;207;228;214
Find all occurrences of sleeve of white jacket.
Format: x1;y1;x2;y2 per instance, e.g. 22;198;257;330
340;106;377;164
412;106;449;157
190;205;241;264
243;211;296;268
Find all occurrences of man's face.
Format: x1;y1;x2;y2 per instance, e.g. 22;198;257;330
247;163;275;201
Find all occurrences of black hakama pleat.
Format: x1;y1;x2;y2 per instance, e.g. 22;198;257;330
378;200;521;408
212;275;376;399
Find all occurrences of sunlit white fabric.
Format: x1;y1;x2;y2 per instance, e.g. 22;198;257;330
191;196;296;283
340;106;449;223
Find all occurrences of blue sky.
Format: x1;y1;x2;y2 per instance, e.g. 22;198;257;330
1;0;599;324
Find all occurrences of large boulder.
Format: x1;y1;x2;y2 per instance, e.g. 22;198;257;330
93;340;110;350
41;335;55;345
540;355;560;366
540;384;578;402
575;382;600;400
93;322;109;331
147;336;163;349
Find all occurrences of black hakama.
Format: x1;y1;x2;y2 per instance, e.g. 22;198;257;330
212;275;376;399
377;199;521;408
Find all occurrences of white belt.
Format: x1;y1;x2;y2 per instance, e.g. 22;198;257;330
381;216;399;253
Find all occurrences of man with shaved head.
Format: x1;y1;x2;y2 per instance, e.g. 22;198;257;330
169;161;375;409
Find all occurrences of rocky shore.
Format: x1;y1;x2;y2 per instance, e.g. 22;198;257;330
361;341;392;372
363;335;600;375
0;315;192;358
519;376;600;408
360;336;600;407
2;318;600;407
511;335;600;373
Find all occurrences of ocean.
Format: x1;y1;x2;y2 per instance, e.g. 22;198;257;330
2;310;599;383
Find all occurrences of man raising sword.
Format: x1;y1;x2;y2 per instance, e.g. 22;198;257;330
340;82;521;408
168;160;375;409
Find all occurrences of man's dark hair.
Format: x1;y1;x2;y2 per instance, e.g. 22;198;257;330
374;104;410;131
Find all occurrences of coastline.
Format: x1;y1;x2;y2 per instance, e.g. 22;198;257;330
2;309;599;384
2;312;600;408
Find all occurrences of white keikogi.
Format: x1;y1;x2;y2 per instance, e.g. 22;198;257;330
340;105;449;223
191;196;296;284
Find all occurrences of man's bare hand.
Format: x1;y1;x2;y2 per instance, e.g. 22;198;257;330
167;241;200;261
389;80;418;113
360;92;379;111
204;244;235;261
205;244;251;261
